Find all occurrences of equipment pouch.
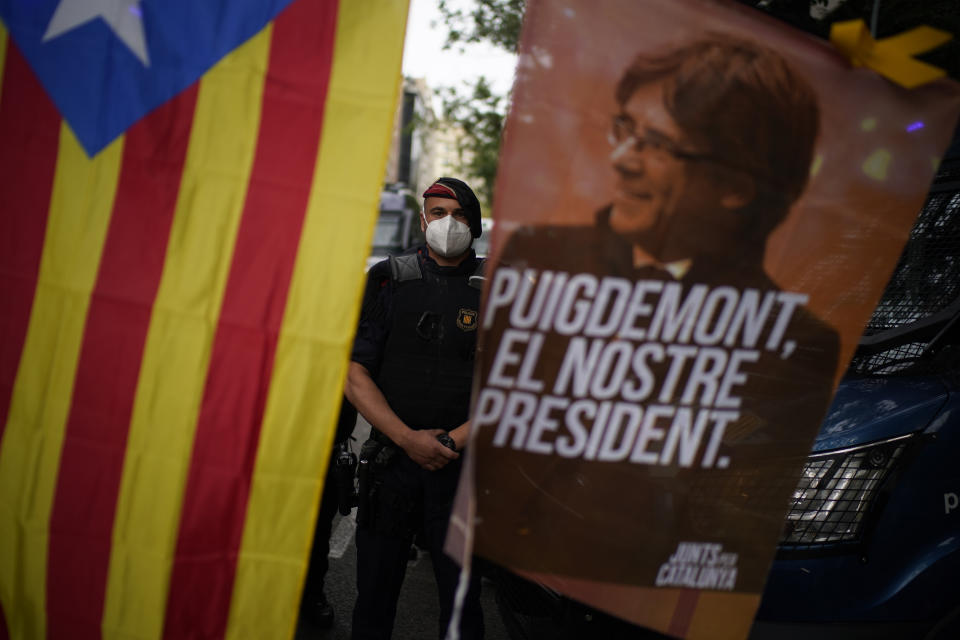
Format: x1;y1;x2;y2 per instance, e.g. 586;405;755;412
356;438;384;528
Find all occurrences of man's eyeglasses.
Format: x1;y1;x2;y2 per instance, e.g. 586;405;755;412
608;115;713;162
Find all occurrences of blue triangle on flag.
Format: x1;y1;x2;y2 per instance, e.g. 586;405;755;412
0;0;299;156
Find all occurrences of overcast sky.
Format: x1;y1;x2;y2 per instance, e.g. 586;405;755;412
401;0;519;98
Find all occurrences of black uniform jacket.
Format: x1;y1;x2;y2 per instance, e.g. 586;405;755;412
352;245;483;433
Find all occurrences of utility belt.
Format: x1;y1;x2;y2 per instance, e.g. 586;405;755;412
355;428;399;528
354;427;459;533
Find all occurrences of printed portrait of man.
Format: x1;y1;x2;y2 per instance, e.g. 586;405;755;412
505;34;828;287
470;34;841;591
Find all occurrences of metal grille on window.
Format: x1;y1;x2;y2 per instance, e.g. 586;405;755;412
848;163;960;376
851;341;927;376
780;434;912;548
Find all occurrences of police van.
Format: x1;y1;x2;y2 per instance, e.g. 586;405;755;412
367;184;425;271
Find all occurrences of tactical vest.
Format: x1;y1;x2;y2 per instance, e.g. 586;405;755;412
376;251;485;431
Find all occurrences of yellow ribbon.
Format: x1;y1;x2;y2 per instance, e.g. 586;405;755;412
830;19;952;89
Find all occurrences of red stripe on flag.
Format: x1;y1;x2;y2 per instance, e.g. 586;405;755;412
45;85;199;640
0;42;60;444
668;589;700;637
163;0;339;637
0;602;8;640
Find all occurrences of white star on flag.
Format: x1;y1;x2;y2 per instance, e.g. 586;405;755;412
43;0;150;66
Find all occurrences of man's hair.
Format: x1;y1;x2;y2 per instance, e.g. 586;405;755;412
616;34;820;234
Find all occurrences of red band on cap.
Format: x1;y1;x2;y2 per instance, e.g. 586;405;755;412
423;183;458;199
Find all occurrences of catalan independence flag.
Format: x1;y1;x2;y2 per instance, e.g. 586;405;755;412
0;0;408;638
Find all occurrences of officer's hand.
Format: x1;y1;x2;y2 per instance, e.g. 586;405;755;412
403;429;459;471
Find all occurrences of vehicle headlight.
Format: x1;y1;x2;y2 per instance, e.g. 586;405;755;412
780;434;912;547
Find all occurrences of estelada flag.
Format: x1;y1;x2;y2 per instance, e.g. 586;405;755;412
0;1;408;638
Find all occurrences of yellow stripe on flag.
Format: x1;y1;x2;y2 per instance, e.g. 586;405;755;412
0;24;8;96
101;26;272;640
225;1;409;638
0;126;123;640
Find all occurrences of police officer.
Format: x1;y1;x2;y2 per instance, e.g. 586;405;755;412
347;178;485;640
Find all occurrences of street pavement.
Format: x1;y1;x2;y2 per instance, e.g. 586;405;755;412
294;510;510;640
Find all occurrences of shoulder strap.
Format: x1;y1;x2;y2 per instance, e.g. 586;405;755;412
389;253;422;283
390;252;484;288
468;258;487;290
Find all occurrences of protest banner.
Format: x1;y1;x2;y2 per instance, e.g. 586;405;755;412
449;1;960;637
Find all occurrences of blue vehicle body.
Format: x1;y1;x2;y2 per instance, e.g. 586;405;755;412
752;373;960;639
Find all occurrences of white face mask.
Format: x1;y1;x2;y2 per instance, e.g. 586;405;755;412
424;213;473;257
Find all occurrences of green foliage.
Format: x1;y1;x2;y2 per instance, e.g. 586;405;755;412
437;0;525;52
439;76;505;208
433;0;526;207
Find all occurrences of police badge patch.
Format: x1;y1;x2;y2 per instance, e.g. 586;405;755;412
457;308;478;331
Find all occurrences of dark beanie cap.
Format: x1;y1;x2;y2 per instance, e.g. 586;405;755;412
422;177;482;238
